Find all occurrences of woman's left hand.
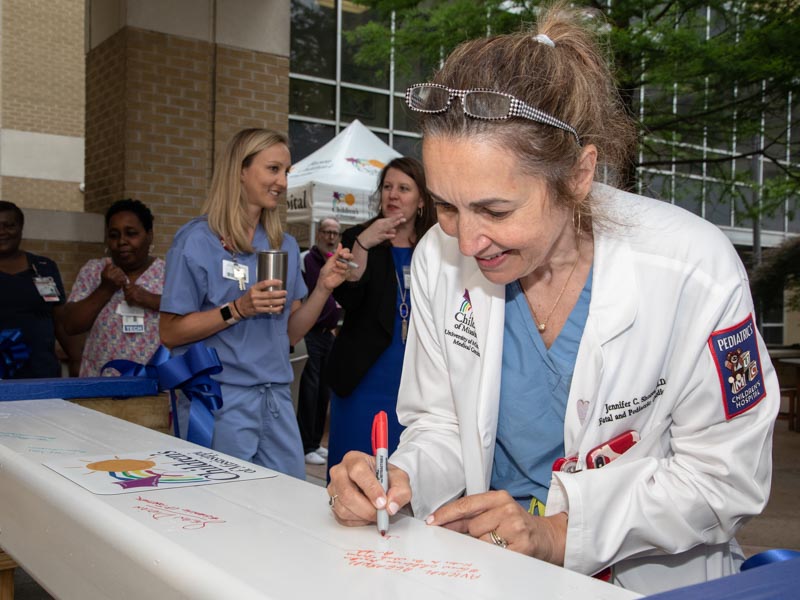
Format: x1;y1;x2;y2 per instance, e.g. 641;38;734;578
123;283;161;312
317;244;353;292
123;283;149;307
426;490;568;565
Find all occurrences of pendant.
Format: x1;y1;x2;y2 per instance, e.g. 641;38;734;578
399;302;409;343
538;323;546;332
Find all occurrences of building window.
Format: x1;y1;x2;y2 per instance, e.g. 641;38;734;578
761;299;785;346
289;0;422;163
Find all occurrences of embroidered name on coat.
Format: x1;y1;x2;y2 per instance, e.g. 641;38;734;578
708;314;765;419
444;288;480;357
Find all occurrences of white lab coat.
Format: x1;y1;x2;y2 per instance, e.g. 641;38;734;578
390;184;779;595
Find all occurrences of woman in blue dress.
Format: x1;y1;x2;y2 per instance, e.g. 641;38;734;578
326;157;436;478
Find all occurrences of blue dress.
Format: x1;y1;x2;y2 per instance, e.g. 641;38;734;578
327;247;411;477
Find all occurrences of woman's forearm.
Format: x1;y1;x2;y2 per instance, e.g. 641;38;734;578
287;285;331;345
159;308;231;349
62;286;116;335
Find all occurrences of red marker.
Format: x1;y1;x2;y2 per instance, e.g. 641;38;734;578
371;410;390;536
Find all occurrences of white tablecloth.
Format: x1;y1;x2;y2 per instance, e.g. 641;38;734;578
0;399;640;600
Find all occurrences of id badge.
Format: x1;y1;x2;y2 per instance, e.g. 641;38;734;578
117;301;145;333
122;314;145;333
222;259;249;283
33;276;60;302
403;265;411;289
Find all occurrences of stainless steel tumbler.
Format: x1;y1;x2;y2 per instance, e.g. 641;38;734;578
257;250;288;291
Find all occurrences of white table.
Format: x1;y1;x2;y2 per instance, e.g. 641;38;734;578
0;400;640;600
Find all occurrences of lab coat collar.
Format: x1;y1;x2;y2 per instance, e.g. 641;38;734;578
587;183;639;345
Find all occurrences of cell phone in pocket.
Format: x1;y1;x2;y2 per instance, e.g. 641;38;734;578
586;430;640;469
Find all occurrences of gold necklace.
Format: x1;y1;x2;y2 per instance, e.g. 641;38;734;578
529;234;582;333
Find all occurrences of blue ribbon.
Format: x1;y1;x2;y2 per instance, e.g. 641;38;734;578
0;329;31;379
741;549;800;571
101;343;223;448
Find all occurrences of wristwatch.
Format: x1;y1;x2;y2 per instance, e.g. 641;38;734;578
220;303;239;325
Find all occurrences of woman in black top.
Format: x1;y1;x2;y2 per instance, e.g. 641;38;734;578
0;201;74;378
325;157;436;476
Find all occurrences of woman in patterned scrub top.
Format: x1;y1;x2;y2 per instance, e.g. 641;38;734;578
63;199;164;376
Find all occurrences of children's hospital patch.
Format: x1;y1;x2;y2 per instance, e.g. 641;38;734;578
708;314;766;419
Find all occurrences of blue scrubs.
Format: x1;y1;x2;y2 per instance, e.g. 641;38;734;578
491;268;592;513
162;217;308;478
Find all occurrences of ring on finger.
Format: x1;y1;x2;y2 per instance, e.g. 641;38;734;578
490;529;508;548
329;494;338;508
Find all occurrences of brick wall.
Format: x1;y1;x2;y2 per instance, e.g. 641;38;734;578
2;0;84;137
3;177;84;212
213;45;290;156
0;0;85;214
85;29;291;260
84;29;127;217
86;28;215;257
214;45;291;234
122;29;215;257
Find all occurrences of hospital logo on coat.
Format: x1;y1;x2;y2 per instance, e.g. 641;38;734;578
444;289;480;357
708;314;765;419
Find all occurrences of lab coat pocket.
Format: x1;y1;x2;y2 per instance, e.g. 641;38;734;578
598;418;671;469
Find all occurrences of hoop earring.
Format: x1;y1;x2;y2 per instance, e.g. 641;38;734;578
417;206;423;217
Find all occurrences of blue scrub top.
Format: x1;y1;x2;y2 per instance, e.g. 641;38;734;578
491;268;593;511
161;217;307;386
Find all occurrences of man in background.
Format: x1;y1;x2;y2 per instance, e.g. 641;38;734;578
297;218;342;465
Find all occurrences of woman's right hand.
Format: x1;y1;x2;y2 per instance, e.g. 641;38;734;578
99;260;127;291
356;215;407;249
328;450;412;527
234;279;288;317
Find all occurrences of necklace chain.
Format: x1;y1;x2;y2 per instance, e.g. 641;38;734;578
395;268;410;343
529;234;582;333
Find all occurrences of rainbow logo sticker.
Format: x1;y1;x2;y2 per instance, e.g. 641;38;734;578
45;449;276;495
346;157;386;173
85;457;206;490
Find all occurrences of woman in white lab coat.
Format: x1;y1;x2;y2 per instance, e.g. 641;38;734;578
327;5;779;595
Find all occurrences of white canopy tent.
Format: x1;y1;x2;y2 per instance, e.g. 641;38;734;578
286;119;401;244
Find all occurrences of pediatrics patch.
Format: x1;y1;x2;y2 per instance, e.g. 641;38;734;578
708;314;765;419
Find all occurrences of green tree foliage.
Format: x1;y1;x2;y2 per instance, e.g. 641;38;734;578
347;0;800;217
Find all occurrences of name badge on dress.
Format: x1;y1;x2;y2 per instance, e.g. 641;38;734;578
117;300;145;333
33;276;61;302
